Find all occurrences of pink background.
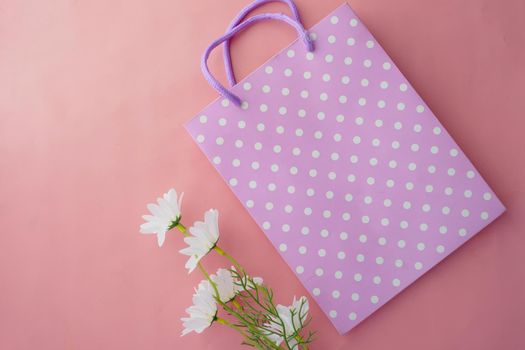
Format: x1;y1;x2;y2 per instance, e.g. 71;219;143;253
0;0;524;349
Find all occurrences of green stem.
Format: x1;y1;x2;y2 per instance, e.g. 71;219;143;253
214;245;244;273
174;222;281;349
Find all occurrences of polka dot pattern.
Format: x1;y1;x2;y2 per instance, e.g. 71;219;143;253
186;4;505;334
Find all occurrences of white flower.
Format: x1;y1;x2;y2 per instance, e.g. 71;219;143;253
208;268;263;303
180;209;220;273
140;188;183;247
181;282;217;336
263;296;309;347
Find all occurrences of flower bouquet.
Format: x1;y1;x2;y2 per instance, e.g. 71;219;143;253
140;189;315;349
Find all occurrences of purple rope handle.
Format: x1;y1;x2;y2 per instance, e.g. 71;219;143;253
223;0;302;86
201;12;314;107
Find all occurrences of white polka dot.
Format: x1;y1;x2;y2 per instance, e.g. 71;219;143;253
450;148;459;157
414;262;423;270
350;18;358;27
325;54;334;63
397;102;406;111
395;259;403;268
392;278;401;287
363;59;372;68
341;76;350;84
416;105;425;113
340;232;348;240
380;81;389;89
337;251;346;260
221;99;230;107
318;248;326;257
348;312;357;321
332;290;340;299
361;78;369;87
439;226;448;234
370;295;379;304
359;234;367;243
265;66;273;74
354;273;362;282
281;87;290;96
400;83;408;91
417;242;426;251
217;117;227;126
481;211;489;220
351;293;359;301
320;92;329;101
286;49;295;58
300;90;309;99
376;257;384;265
196;134;205;143
373;276;381;284
378;237;387;246
397;240;406;248
229;178;238;186
242;82;252;91
330;15;339;24
238;121;246;129
246;200;254;208
339;95;348;104
312;288;320;296
346;37;355;46
304;207;312;215
199;115;207;124
262;221;271;229
259;104;268;113
436;245;445;254
483;192;492;200
262;85;271;93
400;221;409;229
334;271;343;279
306;52;314;61
295;265;304;274
315;268;324;276
284;68;293;77
328;35;337;44
366;40;374;48
212;156;221;164
303;71;312;80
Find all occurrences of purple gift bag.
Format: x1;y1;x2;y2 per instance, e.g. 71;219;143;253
185;1;505;334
